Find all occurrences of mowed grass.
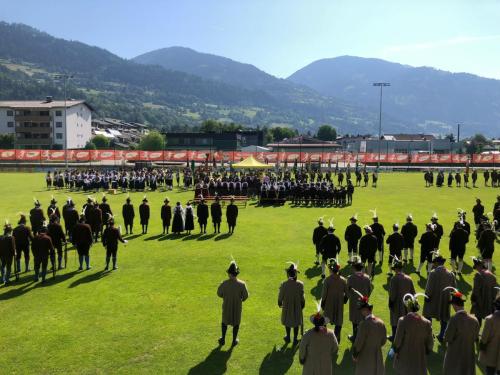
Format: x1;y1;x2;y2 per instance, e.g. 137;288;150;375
0;172;498;375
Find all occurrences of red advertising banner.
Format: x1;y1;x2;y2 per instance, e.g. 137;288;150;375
0;150;498;165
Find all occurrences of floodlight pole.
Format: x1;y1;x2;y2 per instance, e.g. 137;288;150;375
373;82;390;170
55;74;73;168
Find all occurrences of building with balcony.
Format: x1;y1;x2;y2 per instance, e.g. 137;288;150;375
0;97;93;149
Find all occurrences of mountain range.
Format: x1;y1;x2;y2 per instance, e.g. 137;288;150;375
0;21;498;136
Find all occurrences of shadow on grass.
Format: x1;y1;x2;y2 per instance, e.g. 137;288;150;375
259;343;298;375
461;262;473;275
68;270;110;288
197;233;217;241
417;274;428;290
336;348;353;374
124;234;142;241
456;276;472;294
215;233;232;241
144;234;164;241
187;347;233;375
305;266;321;279
0;281;36;300
310;278;324;299
183;233;202;241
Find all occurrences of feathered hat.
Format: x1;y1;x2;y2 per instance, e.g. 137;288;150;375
350;213;358;222
403;293;428;312
50;195;57;204
4;219;12;233
363;224;372;233
102;192;107;202
143;195;148;203
471;256;485;268
406;213;413;222
327;217;335;232
318;216;325;225
351;255;363;268
443;287;466;305
327;258;340;272
391;255;403;270
370;209;378;220
393;222;399;231
431;212;438;221
33;197;40;207
18;212;27;225
309;299;329;325
126;193;131;202
227;256;240;276
431;250;446;264
285;261;299;276
164;197;170;203
107;212;115;225
351;288;372;310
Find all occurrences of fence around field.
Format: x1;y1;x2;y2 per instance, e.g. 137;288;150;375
0;149;498;165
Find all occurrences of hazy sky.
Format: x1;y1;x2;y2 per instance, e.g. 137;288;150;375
2;0;500;79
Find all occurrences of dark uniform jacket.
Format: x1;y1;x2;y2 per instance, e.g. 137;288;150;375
344;224;362;245
13;224;33;248
29;207;45;231
161;205;172;225
471;270;498;319
370;222;386;243
196;203;209;224
63;208;79;233
47;205;61;219
47;223;66;248
359;234;378;259
139;203;150;224
319;233;341;260
0;235;16;258
99;203;112;224
386;232;404;255
31;233;54;259
478;229;495;259
211;202;222;223
449;227;469;257
102;227;125;250
226;204;238;225
72;223;93;248
122;203;135;223
423;266;456;320
419;231;437;254
313;226;328;247
401;222;418;248
89;207;102;230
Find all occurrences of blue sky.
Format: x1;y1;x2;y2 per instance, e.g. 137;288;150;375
2;0;500;79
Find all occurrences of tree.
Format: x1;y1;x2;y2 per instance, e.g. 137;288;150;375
465;133;489;154
138;131;166;151
84;141;96;150
0;134;15;149
91;135;110;149
270;127;297;142
316;125;337;141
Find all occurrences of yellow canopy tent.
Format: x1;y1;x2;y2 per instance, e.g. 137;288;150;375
232;155;272;169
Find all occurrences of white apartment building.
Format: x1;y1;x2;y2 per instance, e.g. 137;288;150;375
0;97;93;149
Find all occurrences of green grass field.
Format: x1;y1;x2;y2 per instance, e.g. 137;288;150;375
0;172;498;375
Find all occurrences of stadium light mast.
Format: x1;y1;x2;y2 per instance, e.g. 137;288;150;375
55;73;74;168
373;82;390;169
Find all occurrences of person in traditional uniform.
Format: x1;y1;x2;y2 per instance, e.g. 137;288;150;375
63;199;78;240
122;197;135;235
359;225;378;278
102;217;127;270
99;195;112;232
47;214;66;270
47;197;61;219
89;201;102;242
393;293;434;375
278;262;305;344
443;290;480;375
312;218;328;266
423;253;456;342
31;225;54;282
388;257;415;341
479;293;500;375
139;197;150;234
352;293;387;375
217;260;249;346
72;215;93;270
299;307;338;375
171;202;185;234
473;198;485;229
13;214;33;273
226;197;239;234
211;197;222;234
417;223;438;275
430;213;443;248
347;256;372;342
196;198;209;234
161;198;172;235
477;222;496;272
30;199;45;235
401;214;418;263
345;215;362;262
319;223;341;279
471;257;498;327
321;258;348;343
369;211;386;265
184;201;195;235
386;224;404;275
0;223;17;284
449;221;469;276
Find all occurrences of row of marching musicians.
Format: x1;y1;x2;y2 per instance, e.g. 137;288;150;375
218;255;499;375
